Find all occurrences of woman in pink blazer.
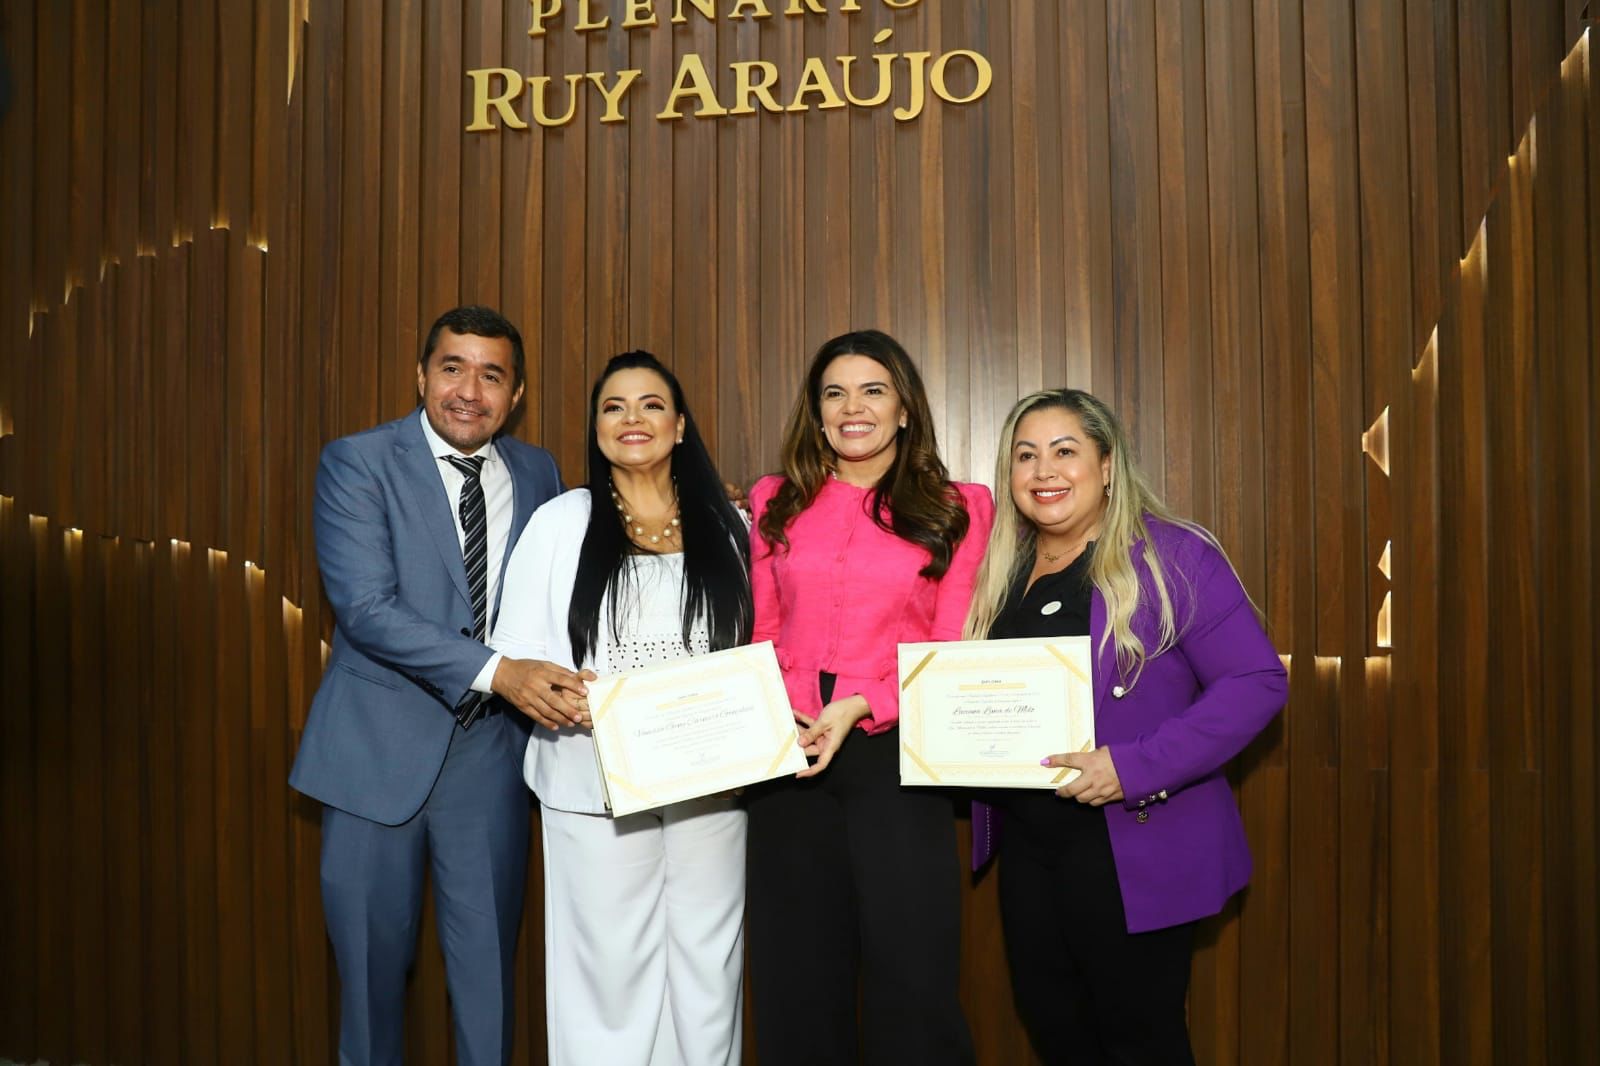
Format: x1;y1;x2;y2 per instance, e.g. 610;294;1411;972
963;388;1287;1065
745;330;994;1066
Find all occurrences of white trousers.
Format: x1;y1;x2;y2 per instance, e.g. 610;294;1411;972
540;797;747;1066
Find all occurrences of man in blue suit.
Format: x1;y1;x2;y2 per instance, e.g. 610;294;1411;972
290;305;588;1065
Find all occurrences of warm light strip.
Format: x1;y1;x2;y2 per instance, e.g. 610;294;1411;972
16;515;312;626
1384;31;1582;656
1362;407;1391;476
1413;326;1438;380
1462;218;1487;273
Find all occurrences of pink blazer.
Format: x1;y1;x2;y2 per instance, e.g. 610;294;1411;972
749;475;995;732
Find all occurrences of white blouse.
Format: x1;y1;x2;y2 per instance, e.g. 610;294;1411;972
493;488;707;814
605;552;709;671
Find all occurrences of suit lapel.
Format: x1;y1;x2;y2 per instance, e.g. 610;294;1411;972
395;413;471;607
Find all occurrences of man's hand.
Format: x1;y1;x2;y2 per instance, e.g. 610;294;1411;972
724;481;750;517
492;658;596;731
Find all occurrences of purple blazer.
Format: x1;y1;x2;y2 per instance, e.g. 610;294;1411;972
972;518;1287;934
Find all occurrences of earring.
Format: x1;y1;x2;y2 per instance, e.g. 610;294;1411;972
1104;483;1111;498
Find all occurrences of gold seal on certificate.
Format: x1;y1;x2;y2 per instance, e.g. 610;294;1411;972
897;636;1095;788
588;640;807;816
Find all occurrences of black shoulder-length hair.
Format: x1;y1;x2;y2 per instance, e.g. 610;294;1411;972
569;351;753;666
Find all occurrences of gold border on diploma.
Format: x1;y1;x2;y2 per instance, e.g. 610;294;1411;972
588;640;806;817
897;636;1095;788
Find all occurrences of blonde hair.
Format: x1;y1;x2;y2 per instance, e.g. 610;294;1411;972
963;389;1215;689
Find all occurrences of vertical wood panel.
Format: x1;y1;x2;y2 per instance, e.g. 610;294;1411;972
176;0;218;242
1105;0;1165;481
1535;42;1596;1063
461;0;503;308
717;16;765;488
0;502;39;1061
67;530;107;1065
1486;133;1546;1064
68;0;105;292
142;542;186;1066
101;537;145;1063
935;1;978;479
376;0;422;416
1438;223;1494;1066
675;8;728;452
1154;0;1213;526
1301;6;1366;1061
1059;0;1113;394
33;0;72;311
215;554;259;1063
0;0;36;498
178;544;220;1063
217;0;257;233
538;20;592;478
625;20;667;354
31;522;70;1063
497;0;543;445
249;564;295;1066
1013;1;1064;393
338;0;384;435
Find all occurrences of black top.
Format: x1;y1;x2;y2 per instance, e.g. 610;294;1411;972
989;544;1098;841
990;543;1095;641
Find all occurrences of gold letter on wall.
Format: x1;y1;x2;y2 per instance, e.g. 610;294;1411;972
657;54;730;119
528;0;562;36
467;68;528;130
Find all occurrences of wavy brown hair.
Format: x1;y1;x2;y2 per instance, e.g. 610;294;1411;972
757;330;970;578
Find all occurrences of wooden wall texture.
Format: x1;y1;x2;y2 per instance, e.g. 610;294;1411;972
1;0;1597;1062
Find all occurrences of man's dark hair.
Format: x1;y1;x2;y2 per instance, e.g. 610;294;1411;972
420;305;526;387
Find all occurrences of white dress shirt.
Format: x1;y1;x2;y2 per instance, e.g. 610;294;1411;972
418;408;513;694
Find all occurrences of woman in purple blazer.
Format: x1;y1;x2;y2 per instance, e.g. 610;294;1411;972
963;388;1287;1065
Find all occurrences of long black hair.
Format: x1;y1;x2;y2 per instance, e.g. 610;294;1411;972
568;352;753;666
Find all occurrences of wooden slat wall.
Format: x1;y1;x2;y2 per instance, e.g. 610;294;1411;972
1;2;1597;1063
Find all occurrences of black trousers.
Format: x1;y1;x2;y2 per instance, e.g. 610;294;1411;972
996;794;1196;1066
745;727;976;1066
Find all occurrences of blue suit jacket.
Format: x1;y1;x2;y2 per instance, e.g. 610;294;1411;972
289;411;563;826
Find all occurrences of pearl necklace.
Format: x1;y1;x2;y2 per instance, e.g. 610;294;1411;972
611;487;681;546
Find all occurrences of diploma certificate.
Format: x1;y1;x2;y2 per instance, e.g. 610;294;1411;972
588;640;807;816
897;637;1095;788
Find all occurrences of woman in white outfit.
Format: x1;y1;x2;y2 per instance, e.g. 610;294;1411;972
494;351;753;1066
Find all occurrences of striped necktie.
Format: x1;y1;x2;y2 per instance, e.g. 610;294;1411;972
445;454;490;727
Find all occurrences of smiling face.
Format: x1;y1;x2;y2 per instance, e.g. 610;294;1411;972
416;329;524;453
817;354;906;485
595;367;685;475
1009;406;1111;546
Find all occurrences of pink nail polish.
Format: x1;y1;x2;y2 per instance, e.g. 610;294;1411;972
1039;757;1051;766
